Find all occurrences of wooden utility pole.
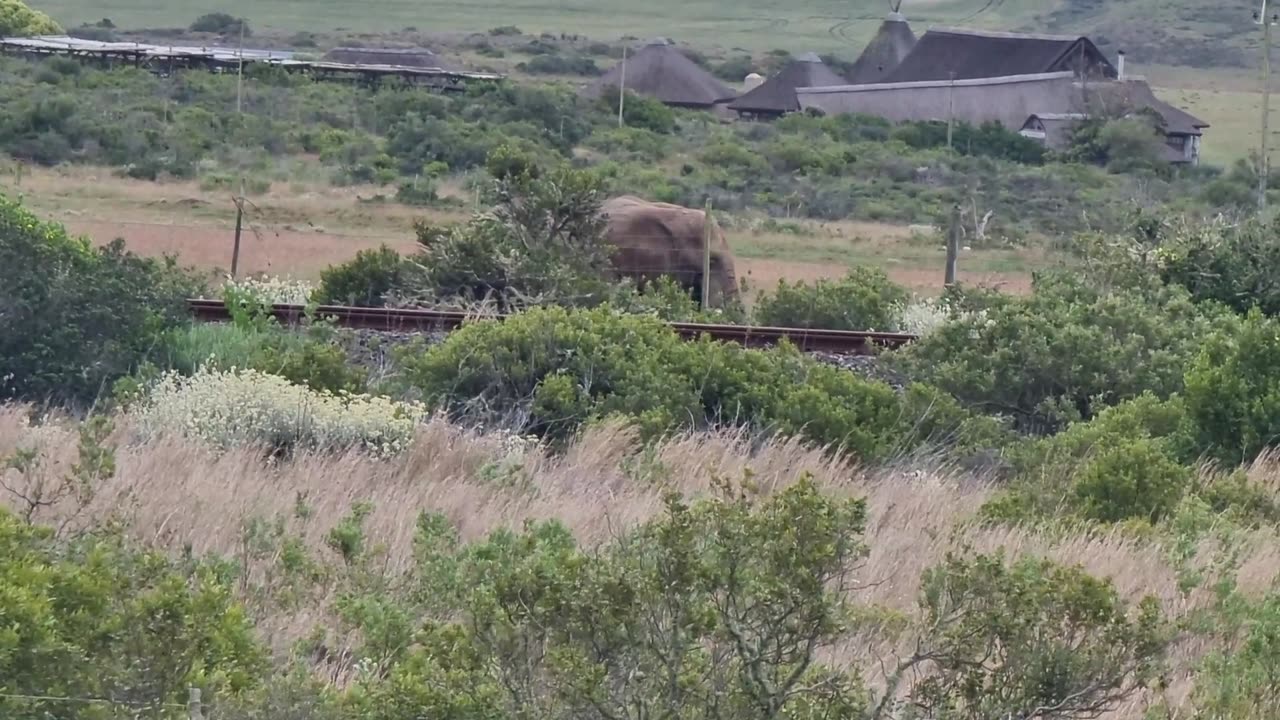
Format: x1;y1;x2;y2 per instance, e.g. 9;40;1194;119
618;45;628;128
230;195;244;278
1259;0;1274;212
702;199;714;309
946;72;956;150
232;19;247;278
944;204;961;286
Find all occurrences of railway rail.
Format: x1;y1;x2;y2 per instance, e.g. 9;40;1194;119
186;299;917;355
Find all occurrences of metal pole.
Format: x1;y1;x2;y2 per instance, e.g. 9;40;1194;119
618;45;627;128
702;200;714;309
945;204;961;286
1260;0;1273;212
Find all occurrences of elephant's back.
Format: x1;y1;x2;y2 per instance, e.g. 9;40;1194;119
601;195;706;247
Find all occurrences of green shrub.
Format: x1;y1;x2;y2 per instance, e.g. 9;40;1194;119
1071;437;1193;523
517;54;600;76
1185;309;1280;465
1192;592;1280;719
0;195;202;405
189;11;249;36
1155;217;1280;318
984;394;1198;523
0;506;267;717
597;87;676;134
349;477;869;720
753;267;909;331
896;272;1216;433
315;244;411;307
906;553;1165;717
398;305;990;459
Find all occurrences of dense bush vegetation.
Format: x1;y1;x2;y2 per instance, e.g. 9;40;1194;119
894;272;1225;433
754;266;909;331
0;464;1172;720
0;52;1238;237
0;193;200;405
398;304;998;458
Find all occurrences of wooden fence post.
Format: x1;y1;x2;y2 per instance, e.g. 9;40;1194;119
944;204;961;287
188;687;204;720
702;199;714;310
230;193;244;279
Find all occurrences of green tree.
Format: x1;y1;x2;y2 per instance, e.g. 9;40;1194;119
0;194;201;404
1185;309;1280;465
408;146;615;309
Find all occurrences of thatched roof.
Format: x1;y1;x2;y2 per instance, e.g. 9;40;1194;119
1084;78;1209;135
845;12;917;84
584;39;737;108
322;46;460;71
727;53;846;115
797;73;1207;148
882;27;1116;83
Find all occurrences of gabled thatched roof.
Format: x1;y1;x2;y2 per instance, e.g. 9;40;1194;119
322;46;460;71
727;53;846;114
845;12;917;84
882;27;1116;83
584;39;737;108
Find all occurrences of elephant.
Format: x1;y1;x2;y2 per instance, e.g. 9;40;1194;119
599;195;740;307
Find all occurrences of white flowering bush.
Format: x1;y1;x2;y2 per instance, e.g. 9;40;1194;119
130;367;425;457
896;297;991;338
220;274;316;306
897;298;950;337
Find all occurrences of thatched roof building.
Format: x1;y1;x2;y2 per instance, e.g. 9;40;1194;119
881;28;1116;83
845;12;917;84
797;72;1209;164
727;53;846;116
798;71;1079;129
584;38;737;108
322;46;460;71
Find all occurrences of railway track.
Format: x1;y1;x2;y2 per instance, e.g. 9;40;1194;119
186;299;917;355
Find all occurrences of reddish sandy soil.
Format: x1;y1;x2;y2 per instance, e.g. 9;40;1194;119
70;219;1032;296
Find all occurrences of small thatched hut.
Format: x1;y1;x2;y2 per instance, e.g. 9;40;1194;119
321;46;460;71
583;38;737;109
845;11;917;84
727;53;847;117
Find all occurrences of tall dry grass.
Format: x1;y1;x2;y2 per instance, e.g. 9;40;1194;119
3;404;1279;718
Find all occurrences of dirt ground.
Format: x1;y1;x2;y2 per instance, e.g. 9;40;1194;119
16;165;1039;295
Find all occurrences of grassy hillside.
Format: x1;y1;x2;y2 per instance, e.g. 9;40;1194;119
30;0;1263;66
